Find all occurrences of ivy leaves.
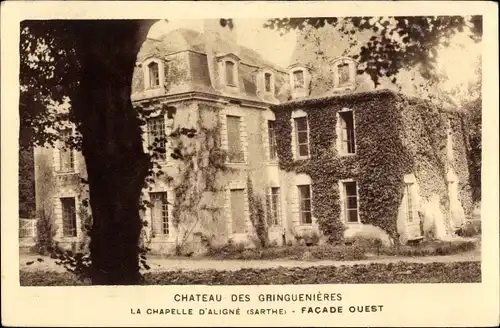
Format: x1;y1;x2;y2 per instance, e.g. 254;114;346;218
264;16;482;86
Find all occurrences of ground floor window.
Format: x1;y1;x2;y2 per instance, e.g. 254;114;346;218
405;183;415;223
150;192;169;236
298;185;312;224
342;181;359;223
61;197;77;237
230;189;246;233
266;187;281;226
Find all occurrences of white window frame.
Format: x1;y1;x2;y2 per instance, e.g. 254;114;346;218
60;196;78;238
297;184;313;225
332;57;357;90
147;114;167;163
291;69;305;90
149;191;170;237
267;187;282;226
142;57;165;91
293;115;310;160
217;54;240;90
229;187;249;235
404;182;417;223
336;108;356;156
267;120;278;162
339;179;360;224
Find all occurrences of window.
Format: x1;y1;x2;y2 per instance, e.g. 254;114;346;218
225;61;235;86
148;62;160;89
61;197;77;237
338;111;355;154
267;121;277;161
298;185;312;224
264;72;272;92
59;129;74;172
293;70;304;89
405;183;415;223
342;181;359;223
294;117;310;158
150;192;169;236
266;187;281;226
147;116;166;160
230;189;246;233
226;115;244;162
338;63;350;85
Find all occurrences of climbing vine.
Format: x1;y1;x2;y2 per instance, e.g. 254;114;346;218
271;90;468;242
247;175;268;247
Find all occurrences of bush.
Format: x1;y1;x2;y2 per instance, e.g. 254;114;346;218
456;220;481;238
377;240;476;257
32;210;57;255
20;262;480;285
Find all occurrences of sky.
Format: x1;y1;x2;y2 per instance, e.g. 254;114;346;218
147;19;481;95
148;19;298;68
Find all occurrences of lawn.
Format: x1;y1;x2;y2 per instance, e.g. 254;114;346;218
20;261;481;286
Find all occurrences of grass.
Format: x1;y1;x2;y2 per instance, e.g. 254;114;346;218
20;261;481;286
198;238;477;261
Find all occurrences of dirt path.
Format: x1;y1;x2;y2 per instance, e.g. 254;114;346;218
20;250;480;273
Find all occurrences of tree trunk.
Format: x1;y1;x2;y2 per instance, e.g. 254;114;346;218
70;21;155;285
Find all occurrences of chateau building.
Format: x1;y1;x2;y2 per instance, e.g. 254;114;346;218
32;20;473;253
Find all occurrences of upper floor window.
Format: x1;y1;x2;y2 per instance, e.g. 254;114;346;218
59;129;74;173
294;116;310;159
225;61;235;86
148;62;160;89
226;115;244;163
265;73;272;92
147;116;166;161
268;120;277;161
404;183;415;223
332;57;356;89
338;110;356;154
292;70;305;89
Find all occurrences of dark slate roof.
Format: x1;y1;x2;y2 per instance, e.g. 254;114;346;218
135;28;287;103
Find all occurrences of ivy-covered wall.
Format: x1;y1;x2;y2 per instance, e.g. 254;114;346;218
271;90;472;243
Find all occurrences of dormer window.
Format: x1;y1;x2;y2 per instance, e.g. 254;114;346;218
265;73;272;92
225;61;235;86
288;64;310;99
148;62;160;89
332;57;357;90
141;58;164;93
292;70;305;89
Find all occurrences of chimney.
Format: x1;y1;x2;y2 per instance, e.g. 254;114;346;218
203;19;237;45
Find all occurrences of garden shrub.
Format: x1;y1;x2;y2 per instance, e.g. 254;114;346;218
20;262;480;286
456;221;481;238
32;210;57;255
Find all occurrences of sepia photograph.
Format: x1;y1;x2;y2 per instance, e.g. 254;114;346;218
2;1;498;327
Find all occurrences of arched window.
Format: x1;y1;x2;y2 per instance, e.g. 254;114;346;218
148;62;160;88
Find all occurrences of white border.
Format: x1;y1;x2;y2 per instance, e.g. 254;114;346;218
2;1;499;327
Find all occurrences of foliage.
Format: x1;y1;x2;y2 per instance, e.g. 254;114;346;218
264;16;482;86
272;90;412;242
19;146;36;218
456;220;481;238
271;90;471;242
20;262;481;285
32;210;57;255
247;176;269;248
463;98;482;202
